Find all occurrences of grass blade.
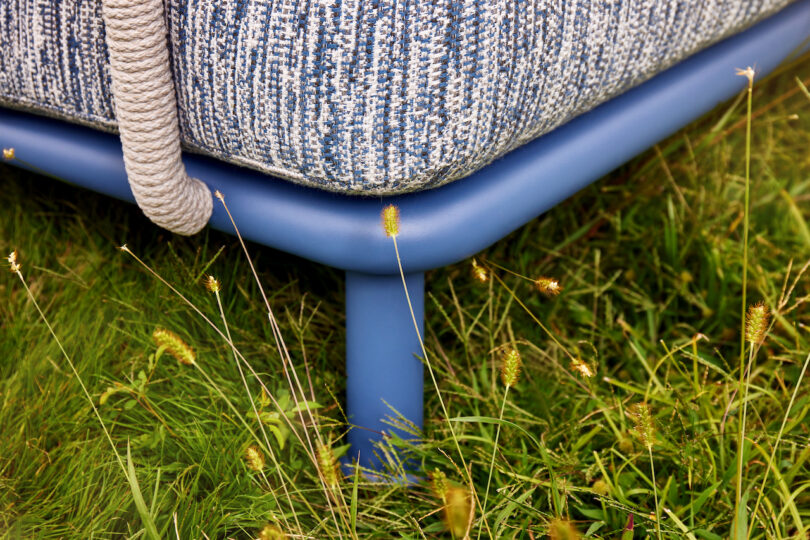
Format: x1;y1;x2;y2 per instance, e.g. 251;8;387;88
126;441;160;540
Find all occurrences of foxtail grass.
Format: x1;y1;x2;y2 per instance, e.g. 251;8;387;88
382;204;490;537
733;66;755;539
8;251;160;540
119;245;349;537
477;347;521;540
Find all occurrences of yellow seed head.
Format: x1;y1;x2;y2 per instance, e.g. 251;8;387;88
3;148;15;160
535;276;562;296
570;358;594;378
317;441;340;489
443;487;471;538
471;259;488;282
257;523;286;540
630;403;655;450
8;250;21;273
204;275;221;293
430;468;450;503
592;479;610;497
745;302;769;345
500;347;522;387
152;328;195;366
549;518;582;540
214;190;225;201
381;204;400;237
245;445;265;472
618;433;634;454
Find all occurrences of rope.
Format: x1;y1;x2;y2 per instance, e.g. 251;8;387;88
102;0;212;235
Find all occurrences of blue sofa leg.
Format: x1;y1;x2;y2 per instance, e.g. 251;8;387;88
344;270;424;471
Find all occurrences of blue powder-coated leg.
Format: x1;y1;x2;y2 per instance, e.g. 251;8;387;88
344;271;424;471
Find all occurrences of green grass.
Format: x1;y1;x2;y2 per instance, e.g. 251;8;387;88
2;57;810;538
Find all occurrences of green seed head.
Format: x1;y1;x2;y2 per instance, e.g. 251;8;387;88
257;523;286;540
549;518;581;540
317;441;340;489
592;479;610;497
204;275;221;293
245;445;265;472
745;302;769;345
430;468;449;503
500;347;522;387
381;204;400;237
152;328;195;366
630;403;655;450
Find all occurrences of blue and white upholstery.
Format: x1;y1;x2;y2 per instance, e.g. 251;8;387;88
0;0;794;194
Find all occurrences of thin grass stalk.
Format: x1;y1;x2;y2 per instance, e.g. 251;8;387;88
215;192;321;443
14;270;126;472
213;287;301;535
213;195;353;535
185;346;317;525
488;270;589;396
738;344;756;483
476;385;509;540
747;351;810;538
649;445;662;540
13;266;160;540
390;236;492;538
120;246;347;536
214;193;335;491
734;67;754;537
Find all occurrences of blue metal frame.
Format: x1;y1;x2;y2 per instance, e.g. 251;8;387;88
2;1;809;471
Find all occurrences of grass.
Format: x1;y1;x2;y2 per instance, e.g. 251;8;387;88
2;56;810;538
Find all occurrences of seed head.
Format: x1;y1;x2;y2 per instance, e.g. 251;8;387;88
245;445;265;472
745;302;769;345
2;148;14;160
549;518;582;540
535;276;561;296
257;523;286;540
214;190;225;201
592;479;610;497
735;66;755;87
204;275;221;293
317;441;340;489
629;403;655;450
152;328;195;366
8;250;20;273
442;486;471;538
430;468;450;503
381;204;400;237
570;357;594;378
500;347;522;387
618;433;634;454
471;259;488;282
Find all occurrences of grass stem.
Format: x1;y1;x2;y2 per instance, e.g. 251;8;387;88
747;351;810;537
391;236;492;538
734;67;754;538
477;385;509;540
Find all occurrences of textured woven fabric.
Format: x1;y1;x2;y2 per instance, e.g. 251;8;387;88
0;1;794;195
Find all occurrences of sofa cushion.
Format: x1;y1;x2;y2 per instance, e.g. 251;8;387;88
0;0;793;194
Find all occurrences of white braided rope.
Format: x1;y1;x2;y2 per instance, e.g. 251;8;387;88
102;0;212;235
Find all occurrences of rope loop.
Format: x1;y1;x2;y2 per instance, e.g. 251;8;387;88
102;0;212;235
